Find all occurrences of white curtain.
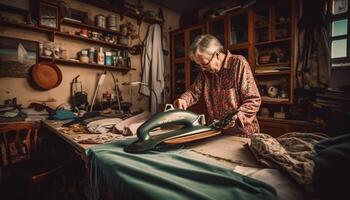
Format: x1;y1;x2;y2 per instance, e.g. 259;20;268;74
140;24;165;114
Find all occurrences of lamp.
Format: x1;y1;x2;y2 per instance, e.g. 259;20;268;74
122;81;158;114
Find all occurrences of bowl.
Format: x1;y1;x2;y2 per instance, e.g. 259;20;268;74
259;55;271;64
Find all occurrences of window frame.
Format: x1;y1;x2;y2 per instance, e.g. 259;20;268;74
328;0;350;67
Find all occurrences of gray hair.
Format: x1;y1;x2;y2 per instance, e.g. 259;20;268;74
189;34;224;60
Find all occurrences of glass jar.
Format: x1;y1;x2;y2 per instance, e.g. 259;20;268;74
61;49;68;60
53;43;61;59
43;41;53;57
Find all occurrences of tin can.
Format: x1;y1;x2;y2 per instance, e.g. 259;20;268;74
95;14;106;29
80;27;88;37
107;15;117;30
120;24;128;36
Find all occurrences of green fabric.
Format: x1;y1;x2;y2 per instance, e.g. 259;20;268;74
53;110;76;120
86;139;277;200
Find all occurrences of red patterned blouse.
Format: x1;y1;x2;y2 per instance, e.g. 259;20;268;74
179;51;261;137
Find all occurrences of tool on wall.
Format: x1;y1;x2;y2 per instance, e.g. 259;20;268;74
70;75;88;112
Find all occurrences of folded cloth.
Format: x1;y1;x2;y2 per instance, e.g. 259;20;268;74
53;110;76;120
113;111;150;134
87;118;122;134
249;132;328;190
122;121;147;136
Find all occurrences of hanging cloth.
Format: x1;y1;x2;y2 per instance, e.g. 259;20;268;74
296;0;330;90
140;24;165;114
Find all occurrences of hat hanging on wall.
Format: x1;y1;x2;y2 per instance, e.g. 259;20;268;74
29;61;62;90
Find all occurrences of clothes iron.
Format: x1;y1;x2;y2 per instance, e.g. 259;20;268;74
124;105;238;153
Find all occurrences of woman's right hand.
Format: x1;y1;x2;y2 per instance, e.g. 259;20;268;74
173;99;188;110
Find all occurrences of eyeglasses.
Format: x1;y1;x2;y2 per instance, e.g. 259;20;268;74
196;51;218;68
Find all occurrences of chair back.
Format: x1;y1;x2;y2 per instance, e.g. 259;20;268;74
0;122;40;166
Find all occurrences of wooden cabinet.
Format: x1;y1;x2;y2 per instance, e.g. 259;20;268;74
171;25;205;99
228;10;255;68
207;16;228;47
259;117;326;137
171;25;206;114
253;0;297;106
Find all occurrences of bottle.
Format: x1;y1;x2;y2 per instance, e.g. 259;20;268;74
105;51;112;65
116;50;123;67
126;56;131;68
89;47;95;63
97;47;105;65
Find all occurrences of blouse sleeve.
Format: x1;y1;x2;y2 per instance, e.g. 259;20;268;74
178;71;205;108
234;56;261;128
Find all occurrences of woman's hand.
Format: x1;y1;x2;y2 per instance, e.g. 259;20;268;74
173;99;188;110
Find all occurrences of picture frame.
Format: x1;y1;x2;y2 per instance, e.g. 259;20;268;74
38;1;60;31
0;36;38;78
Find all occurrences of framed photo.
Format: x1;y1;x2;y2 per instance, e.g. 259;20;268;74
0;36;38;77
38;1;60;30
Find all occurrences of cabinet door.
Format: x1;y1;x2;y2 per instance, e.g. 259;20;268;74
189;26;204;45
207;17;227;47
274;2;291;40
259;121;289;137
173;62;186;97
229;13;249;47
231;49;249;60
172;31;186;59
190;61;200;84
254;7;270;43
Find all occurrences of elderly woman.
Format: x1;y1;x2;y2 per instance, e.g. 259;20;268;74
173;34;261;136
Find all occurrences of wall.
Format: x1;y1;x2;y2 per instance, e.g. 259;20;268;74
0;0;180;111
330;69;350;88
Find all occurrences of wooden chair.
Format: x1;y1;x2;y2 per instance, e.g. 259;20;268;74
0;122;65;200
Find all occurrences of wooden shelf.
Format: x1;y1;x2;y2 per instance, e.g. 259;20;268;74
61;19;122;35
255;62;290;67
261;96;291;105
255;38;291;46
0;20;52;34
229;43;250;50
1;20;130;49
54;32;129;49
275;21;290;26
79;0;163;25
39;56;135;71
255;24;269;29
254;70;290;76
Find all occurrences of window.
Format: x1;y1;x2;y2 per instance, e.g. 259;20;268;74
329;0;350;67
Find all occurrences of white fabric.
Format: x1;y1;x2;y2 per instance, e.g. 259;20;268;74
122;121;147;136
113;111;151;134
87;118;122;134
140;24;165;114
233;166;304;200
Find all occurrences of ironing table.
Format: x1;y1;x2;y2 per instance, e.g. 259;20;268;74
43;120;304;200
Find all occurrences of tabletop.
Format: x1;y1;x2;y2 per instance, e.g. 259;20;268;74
42;120;304;200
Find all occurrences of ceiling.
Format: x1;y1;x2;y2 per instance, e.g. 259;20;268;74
148;0;216;14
